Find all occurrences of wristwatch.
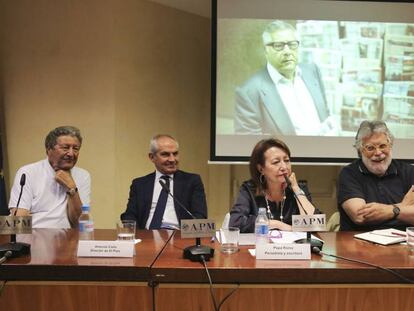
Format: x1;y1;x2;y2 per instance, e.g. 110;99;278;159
392;204;400;220
66;187;78;197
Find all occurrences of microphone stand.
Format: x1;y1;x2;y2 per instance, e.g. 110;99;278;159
284;175;324;251
294;231;323;252
183;237;214;262
0;174;31;258
159;179;214;262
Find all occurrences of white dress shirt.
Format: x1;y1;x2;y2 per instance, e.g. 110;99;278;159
145;170;179;229
8;159;91;228
267;63;322;135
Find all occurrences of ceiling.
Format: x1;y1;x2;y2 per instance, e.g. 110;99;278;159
149;0;211;18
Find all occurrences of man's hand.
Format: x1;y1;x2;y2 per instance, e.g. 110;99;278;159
55;170;76;190
55;170;81;227
401;185;414;207
357;202;393;223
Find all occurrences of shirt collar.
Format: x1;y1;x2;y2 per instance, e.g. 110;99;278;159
357;159;398;177
267;62;301;85
155;170;174;180
44;158;59;176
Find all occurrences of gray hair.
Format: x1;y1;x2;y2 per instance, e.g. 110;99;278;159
149;134;179;154
45;126;82;150
262;20;297;46
354;120;394;154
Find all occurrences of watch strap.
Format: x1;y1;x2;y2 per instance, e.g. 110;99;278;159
295;189;306;196
392;204;400;220
66;187;78;196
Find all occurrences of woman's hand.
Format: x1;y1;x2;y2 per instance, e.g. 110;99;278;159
288;172;300;193
269;219;292;231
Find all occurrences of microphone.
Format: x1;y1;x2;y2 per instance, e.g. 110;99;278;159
284;174;307;215
284;175;324;250
12;173;26;217
0;173;31;258
11;173;26;239
0;250;12;265
158;179;214;262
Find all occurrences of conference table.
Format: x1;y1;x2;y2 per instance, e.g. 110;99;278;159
1;229;414;311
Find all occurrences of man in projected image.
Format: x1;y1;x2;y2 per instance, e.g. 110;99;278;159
234;20;336;135
338;120;414;231
120;134;207;229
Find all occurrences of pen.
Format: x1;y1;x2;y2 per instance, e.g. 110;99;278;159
391;232;406;237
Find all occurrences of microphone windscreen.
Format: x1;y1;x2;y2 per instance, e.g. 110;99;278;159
312;246;321;254
284;174;291;187
159;179;170;192
20;173;26;186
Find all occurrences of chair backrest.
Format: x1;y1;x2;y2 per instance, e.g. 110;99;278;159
327;211;340;232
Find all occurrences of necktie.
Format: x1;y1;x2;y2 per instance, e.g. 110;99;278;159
149;175;170;229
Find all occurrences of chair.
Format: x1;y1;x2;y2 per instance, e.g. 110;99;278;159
326;212;340;232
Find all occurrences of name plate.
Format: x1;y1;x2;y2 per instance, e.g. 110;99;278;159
77;240;134;257
292;214;326;232
0;216;32;234
256;243;311;260
180;219;216;238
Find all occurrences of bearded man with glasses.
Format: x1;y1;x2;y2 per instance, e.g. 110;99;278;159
234;20;335;135
8;126;90;228
338;120;414;231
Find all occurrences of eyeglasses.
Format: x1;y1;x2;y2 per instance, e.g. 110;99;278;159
266;40;300;51
270;230;283;239
362;143;391;154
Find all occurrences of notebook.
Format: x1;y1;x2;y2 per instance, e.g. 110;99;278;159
354;228;406;245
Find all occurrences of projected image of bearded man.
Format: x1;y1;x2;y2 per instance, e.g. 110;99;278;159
234;20;337;136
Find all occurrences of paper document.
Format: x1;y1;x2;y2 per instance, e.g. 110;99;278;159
215;230;323;247
354;228;406;245
269;230;323;244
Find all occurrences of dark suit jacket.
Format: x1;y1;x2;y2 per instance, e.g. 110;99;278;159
234;63;329;135
121;170;208;229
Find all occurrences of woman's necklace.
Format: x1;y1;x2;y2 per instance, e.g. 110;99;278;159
264;190;286;222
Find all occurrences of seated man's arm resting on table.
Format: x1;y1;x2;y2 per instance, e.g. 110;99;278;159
342;185;414;225
9;207;30;216
397;185;414;224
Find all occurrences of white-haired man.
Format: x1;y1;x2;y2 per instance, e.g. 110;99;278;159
121;134;207;229
338;120;414;231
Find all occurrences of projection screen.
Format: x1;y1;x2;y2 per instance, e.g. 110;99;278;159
211;0;414;163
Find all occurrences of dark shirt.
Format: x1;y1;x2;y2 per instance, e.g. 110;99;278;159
337;159;414;231
229;180;319;233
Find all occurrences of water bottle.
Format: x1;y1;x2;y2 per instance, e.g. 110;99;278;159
79;205;94;240
255;207;269;248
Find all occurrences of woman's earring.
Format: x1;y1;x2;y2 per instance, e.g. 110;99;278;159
260;174;265;184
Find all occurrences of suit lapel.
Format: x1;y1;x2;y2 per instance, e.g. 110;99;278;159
143;173;156;221
300;63;328;121
260;70;295;134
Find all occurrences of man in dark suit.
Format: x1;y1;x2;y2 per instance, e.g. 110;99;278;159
121;134;207;229
234;20;335;135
